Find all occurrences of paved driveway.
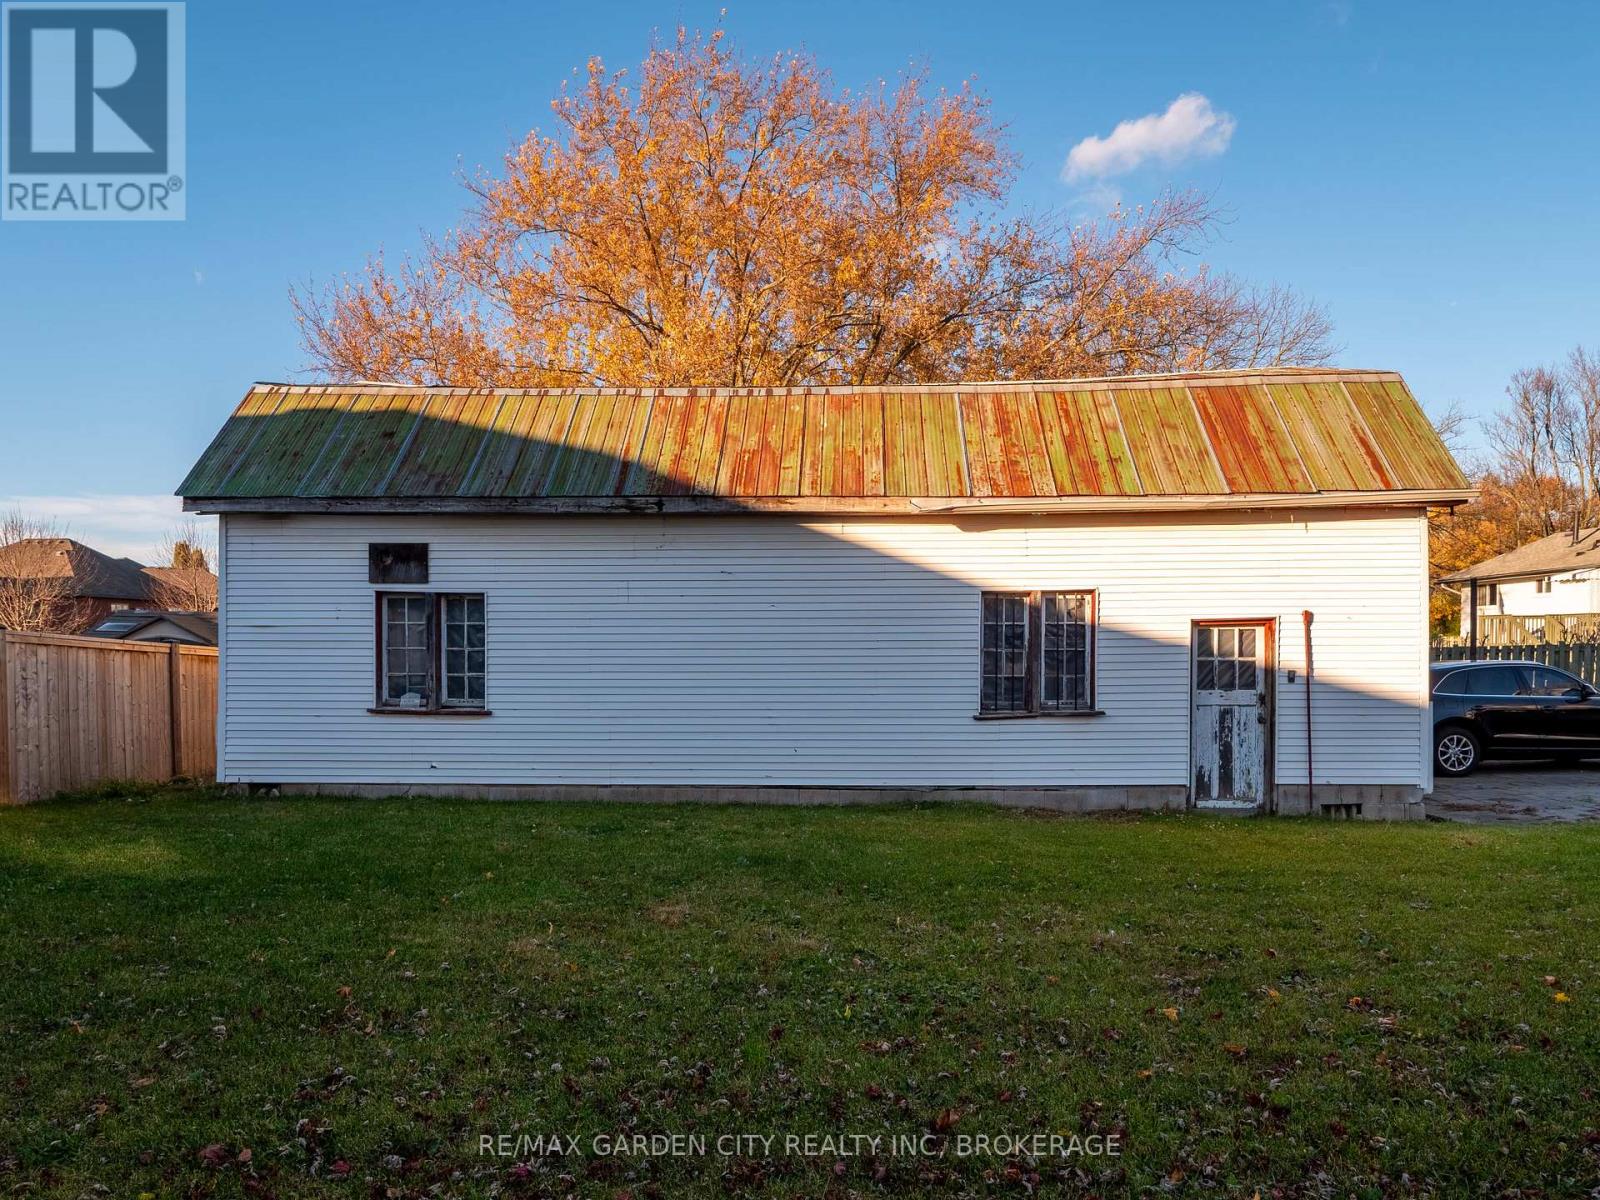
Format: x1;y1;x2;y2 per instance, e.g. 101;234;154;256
1427;760;1600;823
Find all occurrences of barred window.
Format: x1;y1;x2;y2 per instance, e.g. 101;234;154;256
979;590;1095;715
377;592;487;711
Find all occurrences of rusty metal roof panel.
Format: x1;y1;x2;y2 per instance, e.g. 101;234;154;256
379;391;500;497
1264;382;1391;491
1110;387;1227;495
456;392;535;496
301;393;423;497
221;389;356;497
959;391;1056;497
178;369;1470;509
1344;378;1469;491
1189;383;1312;493
1036;389;1141;496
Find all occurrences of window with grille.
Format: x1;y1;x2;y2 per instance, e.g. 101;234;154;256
440;594;486;706
1194;625;1258;692
979;590;1095;715
376;592;487;711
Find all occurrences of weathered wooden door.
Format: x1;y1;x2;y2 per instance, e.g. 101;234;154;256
1191;624;1269;806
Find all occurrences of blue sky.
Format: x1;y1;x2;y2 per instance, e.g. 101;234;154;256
1;0;1597;557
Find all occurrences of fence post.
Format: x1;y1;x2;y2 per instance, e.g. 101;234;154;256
168;641;182;780
0;634;10;805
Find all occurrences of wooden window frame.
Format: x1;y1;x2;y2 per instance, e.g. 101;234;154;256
975;589;1100;719
371;591;491;716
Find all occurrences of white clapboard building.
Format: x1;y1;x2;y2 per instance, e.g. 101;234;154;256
179;369;1470;818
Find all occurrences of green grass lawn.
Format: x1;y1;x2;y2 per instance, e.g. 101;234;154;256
2;789;1597;1198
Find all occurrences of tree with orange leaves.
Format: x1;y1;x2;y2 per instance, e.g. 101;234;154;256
296;29;1330;388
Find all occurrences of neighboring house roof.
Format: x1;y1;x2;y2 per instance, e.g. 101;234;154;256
140;564;216;595
1440;527;1600;584
0;539;218;603
84;609;218;644
0;538;153;599
179;368;1472;516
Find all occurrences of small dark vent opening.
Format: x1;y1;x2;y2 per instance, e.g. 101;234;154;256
1320;802;1363;820
369;543;429;584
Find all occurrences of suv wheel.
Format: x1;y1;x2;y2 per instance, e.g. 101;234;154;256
1435;725;1480;777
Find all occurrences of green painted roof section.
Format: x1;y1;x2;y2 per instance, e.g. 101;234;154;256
178;369;1469;503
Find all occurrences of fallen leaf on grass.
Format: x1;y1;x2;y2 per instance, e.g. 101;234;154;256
1223;1043;1247;1058
1161;1007;1179;1023
1555;992;1572;1003
197;1144;229;1169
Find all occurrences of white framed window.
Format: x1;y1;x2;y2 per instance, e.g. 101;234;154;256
440;594;486;707
375;592;487;712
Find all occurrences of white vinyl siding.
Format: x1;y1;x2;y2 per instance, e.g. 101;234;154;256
217;509;1430;791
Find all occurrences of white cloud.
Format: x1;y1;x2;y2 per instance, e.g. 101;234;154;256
1073;180;1125;215
1062;92;1236;182
0;494;215;563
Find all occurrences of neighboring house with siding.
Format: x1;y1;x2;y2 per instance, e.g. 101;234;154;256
179;368;1470;819
1441;527;1600;643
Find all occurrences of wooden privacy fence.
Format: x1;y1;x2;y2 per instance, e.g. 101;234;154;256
1433;641;1600;685
0;631;217;805
1439;613;1600;646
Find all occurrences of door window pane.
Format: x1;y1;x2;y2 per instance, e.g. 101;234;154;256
1195;625;1262;694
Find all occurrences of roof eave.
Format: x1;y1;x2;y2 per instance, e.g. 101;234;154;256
184;488;1477;517
1440;564;1591;585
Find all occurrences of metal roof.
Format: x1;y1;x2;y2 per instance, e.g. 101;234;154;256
179;369;1471;515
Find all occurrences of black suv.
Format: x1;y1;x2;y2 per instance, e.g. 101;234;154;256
1431;660;1600;776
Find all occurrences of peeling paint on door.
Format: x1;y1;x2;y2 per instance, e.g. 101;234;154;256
1192;624;1268;805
